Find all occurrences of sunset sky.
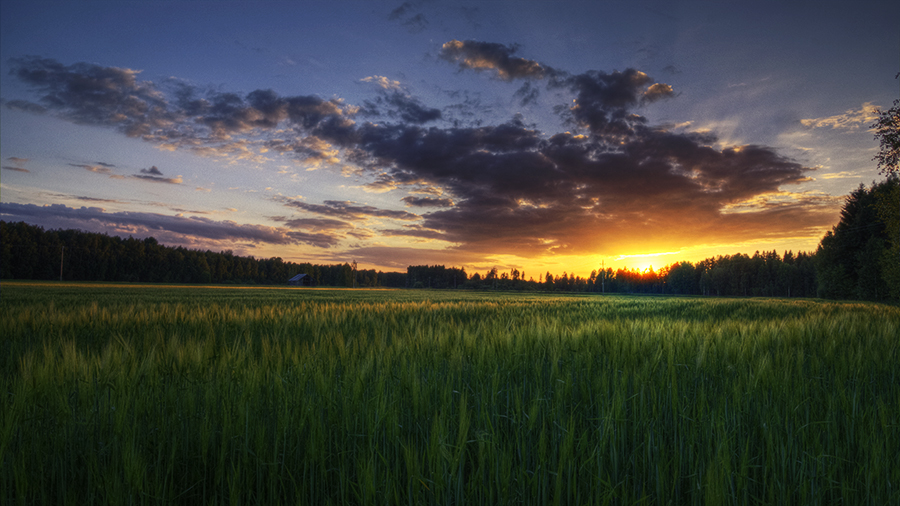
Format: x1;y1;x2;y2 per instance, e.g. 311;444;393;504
2;0;898;277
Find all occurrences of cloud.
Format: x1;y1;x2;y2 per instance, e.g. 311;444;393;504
818;171;859;179
133;166;182;184
73;196;121;203
379;224;448;241
266;136;340;167
437;40;674;135
133;173;183;184
560;69;674;136
70;163;114;174
0;201;340;249
4;156;30;172
271;216;354;231
131;165;182;184
400;196;453;207
800;102;880;130
439;40;555;81
9;57;357;161
361;75;402;90
8;50;832;260
280;198;420;222
363;91;442;124
10;56;172;137
341;113;828;258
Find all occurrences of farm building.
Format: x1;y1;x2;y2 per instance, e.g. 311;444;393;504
288;273;312;286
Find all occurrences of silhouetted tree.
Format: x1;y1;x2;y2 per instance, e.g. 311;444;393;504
816;179;898;300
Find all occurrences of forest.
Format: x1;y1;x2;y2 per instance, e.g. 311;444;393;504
0;221;406;288
2;176;897;301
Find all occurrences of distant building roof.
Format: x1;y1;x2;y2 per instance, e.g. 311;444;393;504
288;273;308;282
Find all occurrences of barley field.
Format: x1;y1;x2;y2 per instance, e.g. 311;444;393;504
1;282;898;505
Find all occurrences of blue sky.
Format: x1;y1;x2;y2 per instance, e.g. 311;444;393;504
1;0;898;276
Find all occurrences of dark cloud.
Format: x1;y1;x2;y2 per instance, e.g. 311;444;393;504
8;51;830;259
363;91;441;124
73;196;122;203
338;111;826;257
437;40;675;136
2;166;30;173
0;201;340;249
132;173;183;184
9;57;355;154
400;196;453;207
280;198;420;222
559;69;674;136
439;40;557;81
10;56;174;137
134;165;180;184
514;81;541;106
6;157;30;164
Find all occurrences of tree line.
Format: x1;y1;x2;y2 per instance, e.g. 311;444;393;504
2;175;897;301
434;249;818;298
0;221;406;288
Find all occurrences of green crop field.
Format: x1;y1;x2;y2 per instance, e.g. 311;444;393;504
1;282;898;505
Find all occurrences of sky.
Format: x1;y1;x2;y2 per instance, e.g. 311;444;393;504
1;0;898;278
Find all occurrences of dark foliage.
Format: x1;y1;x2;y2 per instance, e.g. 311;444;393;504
0;221;406;287
815;177;899;301
458;250;817;298
406;265;467;289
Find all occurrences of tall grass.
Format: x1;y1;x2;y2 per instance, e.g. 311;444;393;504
1;282;898;504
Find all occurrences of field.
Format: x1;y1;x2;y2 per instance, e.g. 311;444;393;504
1;282;898;505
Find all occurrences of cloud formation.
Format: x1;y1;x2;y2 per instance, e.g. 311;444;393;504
362;90;442;124
280;198;420;222
439;40;555;81
0;202;340;249
360;75;402;90
6;46;832;260
134;166;182;184
3;157;30;173
800;102;880;130
400;196;453;207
